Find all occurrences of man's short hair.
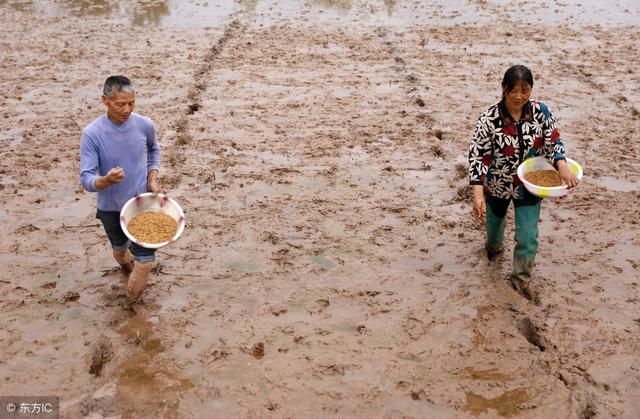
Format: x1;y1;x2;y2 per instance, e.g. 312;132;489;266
103;75;135;96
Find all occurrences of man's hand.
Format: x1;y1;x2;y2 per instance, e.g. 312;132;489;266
557;160;579;188
95;167;124;190
147;170;161;196
472;185;486;220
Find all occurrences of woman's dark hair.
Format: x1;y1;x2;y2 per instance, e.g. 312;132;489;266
502;65;534;94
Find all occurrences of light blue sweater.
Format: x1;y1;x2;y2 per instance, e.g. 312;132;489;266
80;113;160;212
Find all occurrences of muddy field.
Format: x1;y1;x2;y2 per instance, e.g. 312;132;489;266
1;1;640;418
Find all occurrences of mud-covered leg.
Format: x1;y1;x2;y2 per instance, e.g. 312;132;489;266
126;243;156;302
113;249;134;274
511;197;542;301
485;194;509;261
127;261;153;302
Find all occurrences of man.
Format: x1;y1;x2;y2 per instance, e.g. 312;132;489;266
80;75;161;301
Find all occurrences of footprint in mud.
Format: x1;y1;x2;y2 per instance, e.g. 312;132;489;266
89;335;113;377
101;287;138;315
251;342;265;359
509;276;541;306
307;298;330;314
516;316;546;352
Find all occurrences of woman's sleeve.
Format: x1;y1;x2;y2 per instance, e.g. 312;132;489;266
468;112;493;185
539;102;566;168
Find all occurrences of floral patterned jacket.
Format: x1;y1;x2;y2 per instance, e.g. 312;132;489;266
468;99;566;199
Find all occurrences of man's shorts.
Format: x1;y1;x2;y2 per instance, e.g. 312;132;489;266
96;209;156;263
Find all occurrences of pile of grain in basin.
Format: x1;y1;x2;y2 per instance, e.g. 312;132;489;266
127;212;178;243
524;170;564;187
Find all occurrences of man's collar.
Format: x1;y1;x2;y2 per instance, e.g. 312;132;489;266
498;99;532;124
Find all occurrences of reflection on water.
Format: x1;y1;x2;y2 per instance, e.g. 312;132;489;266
60;0;170;26
383;0;396;15
464;367;512;382
0;0;31;11
465;388;530;417
116;311;194;417
0;0;371;25
1;0;638;27
314;0;352;11
236;0;258;12
133;1;170;26
0;0;172;25
591;176;638;192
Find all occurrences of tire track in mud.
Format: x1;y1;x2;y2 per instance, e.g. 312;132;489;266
375;22;600;418
165;18;246;187
176;18;244;143
373;26;437;148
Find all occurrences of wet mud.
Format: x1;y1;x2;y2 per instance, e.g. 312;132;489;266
1;0;639;418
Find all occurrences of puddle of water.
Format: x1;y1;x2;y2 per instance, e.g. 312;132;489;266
472;329;486;346
308;251;335;271
226;259;260;273
464;367;512;382
15;105;36;120
410;322;473;354
31;0;237;27
118;312;162;352
215;247;263;272
115;311;194;417
591;176;638;192
0;175;18;186
253;150;300;166
158;290;190;314
339;145;369;163
475;305;495;317
314;0;352;11
222;180;289;210
383;394;460;417
589;306;636;330
491;0;640;26
398;169;445;205
464;388;530;417
287;288;324;311
372;81;400;95
49;188;76;200
41;200;94;220
332;86;354;98
4;0;636;27
601;231;640;278
0;127;27;145
343;165;375;186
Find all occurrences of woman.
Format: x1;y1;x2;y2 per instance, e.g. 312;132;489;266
468;64;579;294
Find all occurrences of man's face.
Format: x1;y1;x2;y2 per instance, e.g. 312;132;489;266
102;91;135;124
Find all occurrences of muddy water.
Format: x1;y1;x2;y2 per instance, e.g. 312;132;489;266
464;388;531;417
590;176;639;192
1;0;640;417
1;0;639;27
114;309;194;417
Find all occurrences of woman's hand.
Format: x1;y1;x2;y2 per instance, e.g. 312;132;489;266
472;185;486;220
557;160;579;188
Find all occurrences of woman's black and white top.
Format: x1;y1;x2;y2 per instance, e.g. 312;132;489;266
468;99;567;199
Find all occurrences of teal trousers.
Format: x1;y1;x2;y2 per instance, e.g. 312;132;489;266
485;193;542;280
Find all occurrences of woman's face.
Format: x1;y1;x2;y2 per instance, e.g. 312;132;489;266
503;81;532;111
